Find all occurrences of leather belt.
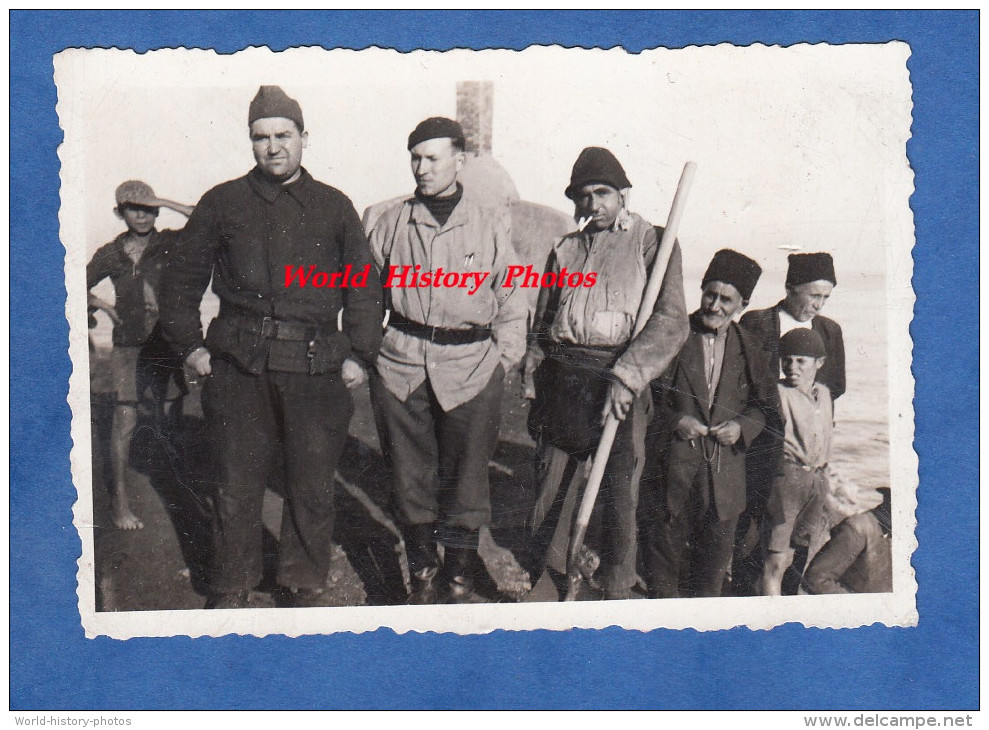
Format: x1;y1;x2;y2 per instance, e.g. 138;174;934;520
226;312;337;342
388;311;491;346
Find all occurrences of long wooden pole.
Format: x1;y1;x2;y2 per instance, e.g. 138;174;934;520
564;161;697;601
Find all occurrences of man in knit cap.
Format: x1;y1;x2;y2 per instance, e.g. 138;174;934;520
523;146;688;600
159;86;383;609
640;249;777;598
760;328;835;595
732;251;845;595
366;116;526;604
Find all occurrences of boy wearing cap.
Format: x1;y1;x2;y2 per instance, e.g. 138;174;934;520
159;86;383;609
733;252;845;594
760;328;834;596
641;249;777;598
524;146;688;600
86;181;194;530
366;117;526;605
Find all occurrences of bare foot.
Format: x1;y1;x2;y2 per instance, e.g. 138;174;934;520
112;502;144;530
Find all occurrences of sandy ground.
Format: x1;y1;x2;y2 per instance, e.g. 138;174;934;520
89;349;599;611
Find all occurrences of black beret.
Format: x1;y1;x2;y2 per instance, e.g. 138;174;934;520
702;249;763;301
408;117;465;150
786;252;837;287
780;328;827;359
565;147;632;200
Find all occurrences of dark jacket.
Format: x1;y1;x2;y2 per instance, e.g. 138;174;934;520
739;303;845;400
651;317;779;522
159;167;382;374
87;229;180;347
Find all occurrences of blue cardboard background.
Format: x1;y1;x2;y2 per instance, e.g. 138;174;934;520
9;11;978;710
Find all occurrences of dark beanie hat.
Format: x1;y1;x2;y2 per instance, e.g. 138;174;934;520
702;249;763;301
408;117;465;150
248;86;304;131
786;252;837;287
565;147;632;200
780;328;827;359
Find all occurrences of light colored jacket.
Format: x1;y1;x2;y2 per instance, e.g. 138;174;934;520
526;212;689;396
368;195;526;411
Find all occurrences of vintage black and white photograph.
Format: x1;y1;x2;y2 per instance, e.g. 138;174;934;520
57;44;917;638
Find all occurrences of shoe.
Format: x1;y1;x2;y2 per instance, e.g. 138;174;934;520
288;587;336;608
407;565;443;605
205;590;274;609
442;546;483;604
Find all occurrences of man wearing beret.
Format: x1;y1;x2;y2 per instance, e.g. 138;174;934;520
87;180;194;530
760;328;835;595
366;117;526;604
159;86;383;609
524;147;688;600
732;252;845;595
641;249;777;598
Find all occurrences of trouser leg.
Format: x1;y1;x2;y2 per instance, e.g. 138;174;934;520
597;395;647;594
435;364;504;545
203;359;276;594
693;507;739;598
528;445;584;577
274;370;353;590
370;377;441;531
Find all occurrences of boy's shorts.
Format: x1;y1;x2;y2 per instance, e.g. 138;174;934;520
110;344;187;406
764;460;829;555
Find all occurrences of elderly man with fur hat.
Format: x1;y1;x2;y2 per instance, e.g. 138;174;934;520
159;86;383;609
523;147;689;600
640;249;778;598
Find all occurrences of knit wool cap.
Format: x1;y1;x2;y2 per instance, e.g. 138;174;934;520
565;147;632;200
779;328;827;359
248;86;304;131
702;249;763;302
115;180;160;208
786;252;837;287
407;117;465;150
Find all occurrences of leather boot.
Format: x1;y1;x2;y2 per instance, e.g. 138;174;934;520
408;565;443;605
404;523;442;605
442;546;483;604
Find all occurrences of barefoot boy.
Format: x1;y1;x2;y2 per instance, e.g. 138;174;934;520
87;181;194;530
760;328;834;595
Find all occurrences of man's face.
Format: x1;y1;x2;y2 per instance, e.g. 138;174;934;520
699;281;746;331
250;117;307;183
410;138;464;198
117;204;159;235
784;280;834;322
782;354;825;392
573;184;623;232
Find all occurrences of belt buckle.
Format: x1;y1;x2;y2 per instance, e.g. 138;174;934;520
429;325;437;343
261;317;277;338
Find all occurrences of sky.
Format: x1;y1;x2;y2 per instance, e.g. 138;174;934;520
57;43;913;312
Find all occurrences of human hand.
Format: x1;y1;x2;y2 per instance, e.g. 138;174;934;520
674;415;709;441
88;294;122;325
709;419;741;446
602;380;635;424
342;358;366;389
185;346;212;377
